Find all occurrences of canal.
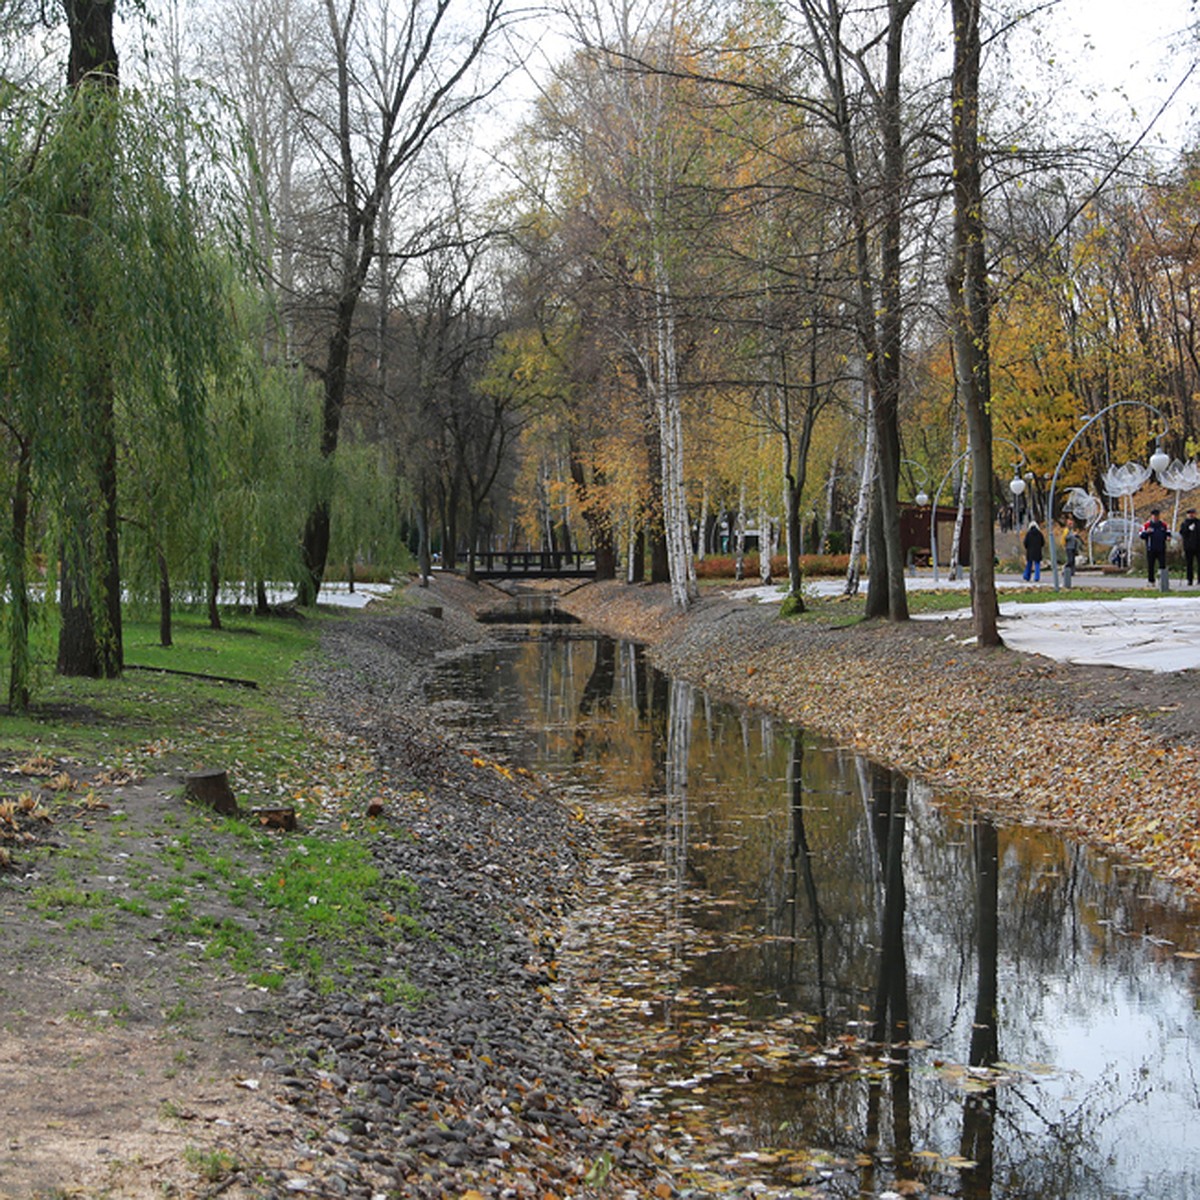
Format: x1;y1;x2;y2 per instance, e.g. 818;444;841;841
427;620;1200;1199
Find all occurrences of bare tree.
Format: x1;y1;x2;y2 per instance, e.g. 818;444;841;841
272;0;511;600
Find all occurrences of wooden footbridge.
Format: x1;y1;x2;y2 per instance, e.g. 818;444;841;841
453;549;595;580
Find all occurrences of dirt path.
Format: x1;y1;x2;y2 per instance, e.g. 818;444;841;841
0;773;297;1199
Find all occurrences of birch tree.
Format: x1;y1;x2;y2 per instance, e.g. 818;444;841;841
542;0;709;608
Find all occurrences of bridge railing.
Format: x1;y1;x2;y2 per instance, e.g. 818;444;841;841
453;549;594;575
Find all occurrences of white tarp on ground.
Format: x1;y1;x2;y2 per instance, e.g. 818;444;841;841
937;595;1200;673
726;578;1200;673
253;581;396;609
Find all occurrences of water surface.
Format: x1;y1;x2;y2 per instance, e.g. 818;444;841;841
428;629;1200;1198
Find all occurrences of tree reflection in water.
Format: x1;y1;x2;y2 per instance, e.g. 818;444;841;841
427;632;1200;1199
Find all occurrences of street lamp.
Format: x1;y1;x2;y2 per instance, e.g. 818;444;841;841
1009;472;1026;519
1047;401;1170;591
929;439;1028;583
901;459;931;507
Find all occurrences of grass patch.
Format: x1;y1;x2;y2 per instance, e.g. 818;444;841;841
1;608;327;773
183;1145;240;1183
5;593;428;1010
29;885;108;912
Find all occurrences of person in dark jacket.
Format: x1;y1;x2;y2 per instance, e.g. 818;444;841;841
1140;509;1171;585
1023;521;1045;582
1180;507;1200;586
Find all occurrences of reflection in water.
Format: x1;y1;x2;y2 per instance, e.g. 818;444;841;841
427;633;1200;1198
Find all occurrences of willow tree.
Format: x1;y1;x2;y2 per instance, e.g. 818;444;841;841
0;65;251;702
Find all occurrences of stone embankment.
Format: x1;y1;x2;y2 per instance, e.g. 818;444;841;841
266;576;672;1199
557;579;1200;902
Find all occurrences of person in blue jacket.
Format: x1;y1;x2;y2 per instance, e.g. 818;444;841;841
1140;509;1171;585
1023;521;1045;582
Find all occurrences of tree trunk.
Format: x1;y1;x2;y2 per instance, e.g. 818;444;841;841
416;490;432;586
652;275;696;609
872;0;913;622
823;450;839;555
629;524;645;583
845;388;875;597
864;486;888;618
8;436;31;710
785;471;803;601
207;540;222;630
58;0;123;680
645;425;670;583
735;482;747;582
158;547;172;648
949;0;1000;644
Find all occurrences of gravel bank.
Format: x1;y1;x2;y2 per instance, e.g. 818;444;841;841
557;579;1200;902
269;575;667;1198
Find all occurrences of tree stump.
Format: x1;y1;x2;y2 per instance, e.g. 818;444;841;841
250;806;297;832
184;769;239;816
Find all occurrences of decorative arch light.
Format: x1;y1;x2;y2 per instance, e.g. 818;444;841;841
1009;475;1026;497
1103;462;1153;497
1047;400;1171;589
1159;459;1200;492
1064;487;1103;524
915;490;929;506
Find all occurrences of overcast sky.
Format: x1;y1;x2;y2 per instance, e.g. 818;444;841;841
1047;0;1197;150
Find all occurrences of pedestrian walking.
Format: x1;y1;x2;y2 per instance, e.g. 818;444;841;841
1180;507;1200;585
1064;526;1081;573
1140;509;1171;585
1023;520;1045;582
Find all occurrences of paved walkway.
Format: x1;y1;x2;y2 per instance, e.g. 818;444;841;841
729;572;1200;673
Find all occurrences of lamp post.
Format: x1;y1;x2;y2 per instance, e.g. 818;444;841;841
1047;401;1170;591
900;459;930;507
929;439;1028;583
899;460;931;576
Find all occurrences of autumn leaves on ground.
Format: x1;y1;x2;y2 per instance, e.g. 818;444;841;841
560;579;1200;903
